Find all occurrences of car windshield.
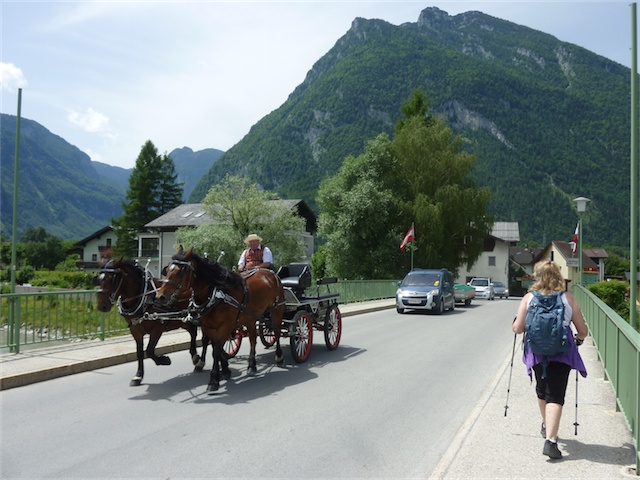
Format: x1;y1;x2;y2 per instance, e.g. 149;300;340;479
403;273;440;286
471;279;489;286
493;282;505;287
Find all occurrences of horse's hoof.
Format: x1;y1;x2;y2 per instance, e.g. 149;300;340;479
192;355;201;366
247;366;257;377
130;377;142;387
206;383;219;395
193;359;205;372
276;354;284;366
158;356;171;366
221;370;231;381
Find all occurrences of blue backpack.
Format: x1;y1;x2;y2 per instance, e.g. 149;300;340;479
525;291;569;378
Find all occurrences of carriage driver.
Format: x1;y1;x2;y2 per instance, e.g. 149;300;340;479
237;234;273;272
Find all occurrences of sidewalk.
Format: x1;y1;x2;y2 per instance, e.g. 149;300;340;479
1;299;637;478
434;336;638;479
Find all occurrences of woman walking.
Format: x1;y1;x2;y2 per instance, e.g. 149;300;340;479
512;261;588;459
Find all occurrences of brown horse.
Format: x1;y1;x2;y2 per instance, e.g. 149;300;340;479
95;258;206;386
154;248;286;393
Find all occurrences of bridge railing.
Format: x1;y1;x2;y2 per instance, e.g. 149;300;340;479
573;284;640;475
1;280;399;353
1;290;127;353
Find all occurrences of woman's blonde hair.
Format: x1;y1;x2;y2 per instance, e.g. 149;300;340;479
530;261;566;294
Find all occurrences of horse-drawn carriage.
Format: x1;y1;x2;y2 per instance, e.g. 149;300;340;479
224;263;342;363
96;249;342;393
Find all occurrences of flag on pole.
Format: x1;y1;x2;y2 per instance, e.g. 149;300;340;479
571;222;579;254
400;225;415;251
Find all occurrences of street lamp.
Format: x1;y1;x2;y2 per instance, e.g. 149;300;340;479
573;196;591;285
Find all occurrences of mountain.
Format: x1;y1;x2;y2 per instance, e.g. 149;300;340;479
0;114;223;241
1;114;124;240
90;147;222;200
189;7;630;248
168;147;224;200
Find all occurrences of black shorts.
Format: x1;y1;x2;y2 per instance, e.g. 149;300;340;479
533;361;572;405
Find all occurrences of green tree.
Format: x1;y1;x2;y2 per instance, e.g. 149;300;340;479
176;175;306;269
21;228;66;270
112;141;184;256
317;90;493;279
317;134;403;279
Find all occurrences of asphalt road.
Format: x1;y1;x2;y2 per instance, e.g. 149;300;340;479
1;299;518;479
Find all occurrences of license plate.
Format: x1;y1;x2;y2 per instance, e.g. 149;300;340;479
407;298;423;305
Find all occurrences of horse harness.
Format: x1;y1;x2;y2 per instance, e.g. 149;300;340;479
167;260;283;327
98;262;157;325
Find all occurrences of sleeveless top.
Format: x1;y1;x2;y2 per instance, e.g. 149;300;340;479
243;247;264;269
522;291;587;379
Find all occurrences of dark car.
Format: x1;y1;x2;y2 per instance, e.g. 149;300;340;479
492;281;509;299
396;269;455;314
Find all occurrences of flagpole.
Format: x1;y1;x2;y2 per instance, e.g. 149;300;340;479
410;222;414;270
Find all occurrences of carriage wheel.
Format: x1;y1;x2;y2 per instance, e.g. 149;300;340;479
224;330;242;358
290;311;313;363
323;304;342;351
259;320;277;348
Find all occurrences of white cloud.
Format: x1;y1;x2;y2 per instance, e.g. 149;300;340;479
83;148;102;163
66;107;117;141
0;63;27;92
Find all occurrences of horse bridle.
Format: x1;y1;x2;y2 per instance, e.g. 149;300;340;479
162;259;195;306
98;263;156;317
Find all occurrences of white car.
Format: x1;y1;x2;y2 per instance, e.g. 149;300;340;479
468;277;495;300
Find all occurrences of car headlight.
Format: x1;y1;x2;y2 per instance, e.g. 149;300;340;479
431;289;440;295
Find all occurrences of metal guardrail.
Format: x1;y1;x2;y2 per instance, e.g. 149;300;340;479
573;284;640;475
1;290;127;353
317;279;398;304
1;281;399;353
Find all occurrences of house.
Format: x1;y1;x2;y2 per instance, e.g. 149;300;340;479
584;248;608;282
509;246;543;278
532;241;601;287
69;226;117;272
138;200;317;276
456;222;520;287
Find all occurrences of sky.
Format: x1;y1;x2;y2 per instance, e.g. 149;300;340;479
0;1;635;169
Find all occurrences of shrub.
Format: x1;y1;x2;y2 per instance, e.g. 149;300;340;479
588;280;630;322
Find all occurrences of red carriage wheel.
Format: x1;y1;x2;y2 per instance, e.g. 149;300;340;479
290;311;313;363
259;320;277;348
224;330;242;358
323;304;342;350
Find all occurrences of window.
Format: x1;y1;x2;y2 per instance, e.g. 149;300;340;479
92;254;97;261
140;237;160;258
488;256;496;267
106;238;112;247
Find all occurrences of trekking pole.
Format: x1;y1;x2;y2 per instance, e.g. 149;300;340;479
504;330;518;417
573;369;579;435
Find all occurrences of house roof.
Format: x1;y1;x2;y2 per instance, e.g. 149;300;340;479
145;200;317;232
510;247;543;266
534;241;599;271
491;222;520;243
73;225;113;247
583;248;609;259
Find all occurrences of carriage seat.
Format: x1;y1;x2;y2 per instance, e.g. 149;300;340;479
277;263;312;295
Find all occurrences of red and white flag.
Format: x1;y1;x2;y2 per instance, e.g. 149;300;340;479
571;222;579;254
400;225;414;251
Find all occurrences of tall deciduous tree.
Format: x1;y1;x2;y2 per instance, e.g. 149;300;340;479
113;140;184;256
176;175;305;269
317;90;493;279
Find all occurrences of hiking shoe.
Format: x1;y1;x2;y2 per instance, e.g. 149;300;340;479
540;423;546;438
543;440;562;459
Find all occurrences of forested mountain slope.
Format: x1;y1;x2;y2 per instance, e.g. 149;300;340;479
190;7;630;248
